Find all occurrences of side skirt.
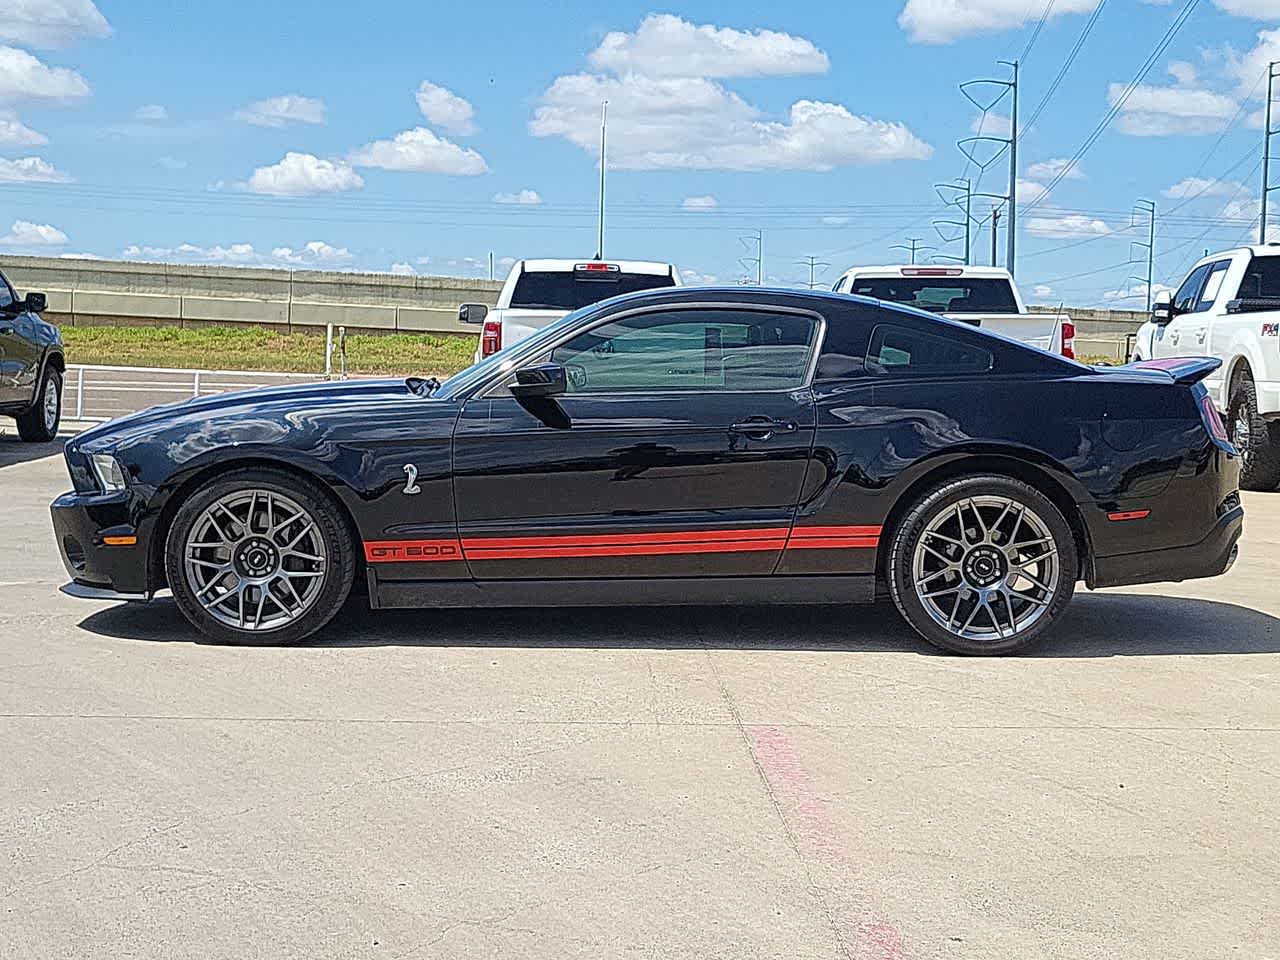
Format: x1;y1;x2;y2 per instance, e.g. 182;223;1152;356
368;573;876;610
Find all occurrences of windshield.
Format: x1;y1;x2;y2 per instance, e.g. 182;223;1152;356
509;270;676;310
849;277;1020;314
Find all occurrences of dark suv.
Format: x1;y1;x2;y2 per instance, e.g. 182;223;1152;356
0;269;63;442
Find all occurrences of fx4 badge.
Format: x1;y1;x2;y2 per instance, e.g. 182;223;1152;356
1262;322;1279;338
401;464;422;495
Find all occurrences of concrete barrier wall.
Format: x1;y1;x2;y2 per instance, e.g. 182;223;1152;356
0;255;503;335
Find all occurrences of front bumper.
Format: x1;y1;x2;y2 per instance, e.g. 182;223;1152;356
50;490;153;598
1089;502;1243;589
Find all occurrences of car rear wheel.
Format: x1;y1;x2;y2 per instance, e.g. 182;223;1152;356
16;365;61;442
887;475;1078;656
165;468;355;645
1227;374;1280;491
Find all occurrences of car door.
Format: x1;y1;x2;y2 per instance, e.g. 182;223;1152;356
1152;263;1213;360
451;303;821;579
0;274;34;406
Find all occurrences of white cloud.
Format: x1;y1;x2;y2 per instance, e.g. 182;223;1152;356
970;113;1012;137
534;73;930;171
0;155;69;182
415;255;432;266
0;46;90;104
0;219;66;247
271;240;352;266
1163;177;1242;199
157;155;186;170
1026;158;1084;181
1016;179;1050;204
1220;196;1261;223
1110;76;1238;136
589;13;828;78
497;256;516;268
1167;60;1198;86
1032;284;1054;298
1103;280;1176;302
900;0;1100;43
349;126;487;175
1215;0;1280;17
237;94;325;128
415;81;475;135
389;261;415;276
682;194;717;210
0;112;45;145
134;103;166;122
493;189;542;205
822;215;851;225
680;268;719;285
245;152;363;197
0;0;110;48
1026;212;1111;238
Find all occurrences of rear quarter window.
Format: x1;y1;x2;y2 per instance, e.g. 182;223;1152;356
867;323;994;377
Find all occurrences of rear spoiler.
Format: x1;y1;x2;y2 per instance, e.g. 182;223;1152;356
1125;357;1221;385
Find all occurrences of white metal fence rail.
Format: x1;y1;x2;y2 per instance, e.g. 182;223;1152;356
65;364;327;423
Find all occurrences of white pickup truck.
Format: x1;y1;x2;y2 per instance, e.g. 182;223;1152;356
1134;245;1280;490
831;265;1076;358
459;258;680;363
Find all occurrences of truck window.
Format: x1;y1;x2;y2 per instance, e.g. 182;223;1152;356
1194;261;1231;312
847;277;1019;313
1236;255;1280;300
1172;263;1212;315
510;271;675;311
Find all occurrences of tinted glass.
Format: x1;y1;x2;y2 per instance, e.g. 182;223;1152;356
848;277;1019;313
1173;263;1212;314
550;308;819;393
867;324;993;377
1236;255;1280;299
510;270;675;310
814;304;875;380
1195;261;1231;312
0;275;12;310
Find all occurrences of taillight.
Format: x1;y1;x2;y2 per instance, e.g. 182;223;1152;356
480;320;502;357
1198;392;1231;445
1060;319;1076;360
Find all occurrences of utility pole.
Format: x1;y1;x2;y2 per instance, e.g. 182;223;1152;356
488;251;494;281
1263;63;1278;244
738;230;763;285
991;206;1001;267
596;100;608;259
1000;59;1019;278
958;60;1018;273
1130;200;1157;311
891;237;934;264
797;256;831;288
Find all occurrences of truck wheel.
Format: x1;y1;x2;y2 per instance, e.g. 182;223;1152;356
16;365;61;442
165;468;356;645
887;475;1077;656
1228;375;1280;491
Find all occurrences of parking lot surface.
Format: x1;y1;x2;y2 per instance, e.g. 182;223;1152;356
2;431;1277;960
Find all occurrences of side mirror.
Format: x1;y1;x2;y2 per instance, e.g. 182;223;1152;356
458;303;488;324
1152;291;1174;325
23;292;46;313
510;363;567;400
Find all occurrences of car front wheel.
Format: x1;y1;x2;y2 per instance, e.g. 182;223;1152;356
887;475;1078;656
165;468;356;645
16;364;61;442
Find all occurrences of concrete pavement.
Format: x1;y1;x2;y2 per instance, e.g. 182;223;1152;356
1;436;1277;960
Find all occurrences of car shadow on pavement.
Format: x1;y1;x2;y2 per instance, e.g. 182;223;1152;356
77;591;1280;657
0;432;66;470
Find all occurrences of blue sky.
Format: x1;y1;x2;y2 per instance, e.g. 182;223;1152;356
3;0;1280;305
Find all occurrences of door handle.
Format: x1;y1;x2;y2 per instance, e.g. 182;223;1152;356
1195;329;1207;344
730;417;797;439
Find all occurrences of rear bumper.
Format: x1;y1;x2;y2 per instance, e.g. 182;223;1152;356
50;490;152;597
1089;504;1243;589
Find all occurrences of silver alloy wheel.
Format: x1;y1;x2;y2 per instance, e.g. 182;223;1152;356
183;490;327;632
43;376;58;433
1234;410;1252;464
912;496;1060;643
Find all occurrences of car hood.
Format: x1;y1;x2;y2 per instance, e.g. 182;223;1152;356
73;377;429;451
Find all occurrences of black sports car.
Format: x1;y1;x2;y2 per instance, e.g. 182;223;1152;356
51;287;1242;655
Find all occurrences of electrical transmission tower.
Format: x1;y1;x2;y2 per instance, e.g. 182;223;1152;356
933;178;998;264
1129;200;1157;311
738;230;763;285
797;255;831;288
958;59;1019;275
1263;61;1280;244
891;237;935;265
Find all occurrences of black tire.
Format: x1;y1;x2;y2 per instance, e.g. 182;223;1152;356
164;467;356;645
887;475;1078;656
16;364;61;442
1227;374;1280;492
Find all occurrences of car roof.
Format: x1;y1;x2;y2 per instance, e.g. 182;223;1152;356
519;258;675;274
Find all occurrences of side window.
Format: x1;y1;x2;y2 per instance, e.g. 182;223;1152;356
832;276;848;293
1172;264;1212;315
1193;261;1230;313
0;273;12;310
549;308;819;393
867;324;993;377
815;304;875;381
1235;255;1280;299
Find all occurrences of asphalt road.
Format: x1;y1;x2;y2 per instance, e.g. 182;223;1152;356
2;431;1277;960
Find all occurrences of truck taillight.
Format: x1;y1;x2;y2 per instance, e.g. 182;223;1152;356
1061;320;1076;360
480;320;502;357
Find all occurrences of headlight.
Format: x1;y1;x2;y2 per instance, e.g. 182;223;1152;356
89;453;127;492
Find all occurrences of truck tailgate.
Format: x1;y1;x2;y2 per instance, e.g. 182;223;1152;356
943;311;1064;354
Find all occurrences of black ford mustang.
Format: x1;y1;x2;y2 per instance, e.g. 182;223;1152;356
51;287;1242;655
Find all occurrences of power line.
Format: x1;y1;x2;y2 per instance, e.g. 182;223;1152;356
1020;0;1109;135
1017;0;1058;65
796;255;831;288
